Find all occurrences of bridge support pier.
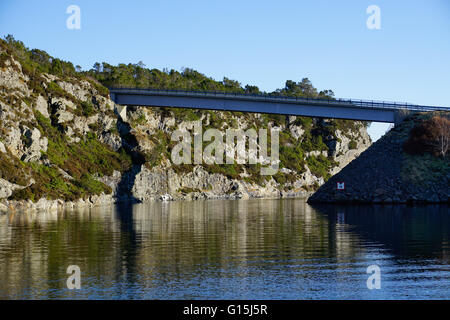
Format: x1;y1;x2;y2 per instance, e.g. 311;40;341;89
394;109;415;125
115;104;127;122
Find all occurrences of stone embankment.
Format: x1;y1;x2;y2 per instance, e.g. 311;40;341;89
308;113;449;204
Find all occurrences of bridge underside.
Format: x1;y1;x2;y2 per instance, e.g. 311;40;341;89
112;93;396;123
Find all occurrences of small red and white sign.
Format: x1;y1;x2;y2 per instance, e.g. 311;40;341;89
337;182;345;190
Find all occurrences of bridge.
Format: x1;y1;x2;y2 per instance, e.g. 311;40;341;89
109;88;449;123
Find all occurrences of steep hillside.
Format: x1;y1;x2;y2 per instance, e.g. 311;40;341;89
0;36;371;212
308;112;450;204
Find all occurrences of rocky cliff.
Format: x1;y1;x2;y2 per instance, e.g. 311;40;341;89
308;112;450;204
0;37;371;213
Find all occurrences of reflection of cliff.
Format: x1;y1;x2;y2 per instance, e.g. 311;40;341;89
311;204;450;261
0;199;370;298
0;208;133;299
1;200;449;299
130;199;365;274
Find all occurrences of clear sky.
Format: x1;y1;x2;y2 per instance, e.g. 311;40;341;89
1;0;449;141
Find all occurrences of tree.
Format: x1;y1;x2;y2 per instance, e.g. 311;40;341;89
222;77;242;92
244;85;260;95
4;34;27;60
298;78;318;97
403;115;450;158
279;78;320;98
429;116;450;158
92;62;101;73
318;89;335;99
51;59;62;75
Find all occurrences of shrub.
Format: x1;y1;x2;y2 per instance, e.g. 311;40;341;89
87;79;109;98
306;155;336;180
178;187;201;194
80;101;95;117
348;140;357;150
47;81;66;97
403;115;450;158
0;151;30;186
74;174;112;195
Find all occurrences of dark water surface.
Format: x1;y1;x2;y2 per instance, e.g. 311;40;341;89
0;199;448;299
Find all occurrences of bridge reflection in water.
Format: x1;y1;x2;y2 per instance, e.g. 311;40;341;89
0;199;448;299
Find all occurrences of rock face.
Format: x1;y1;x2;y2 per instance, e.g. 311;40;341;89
308;113;450;204
0;179;24;199
328;127;370;175
0;40;373;213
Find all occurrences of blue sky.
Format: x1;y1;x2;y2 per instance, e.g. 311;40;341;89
1;0;449;141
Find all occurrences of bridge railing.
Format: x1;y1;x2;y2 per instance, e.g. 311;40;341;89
109;87;448;112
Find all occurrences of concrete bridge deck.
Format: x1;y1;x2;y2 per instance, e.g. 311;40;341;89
109;88;449;123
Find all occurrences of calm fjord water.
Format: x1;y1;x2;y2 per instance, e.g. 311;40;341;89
0;199;448;299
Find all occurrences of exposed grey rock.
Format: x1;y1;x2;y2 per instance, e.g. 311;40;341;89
57;80;91;101
97;170;122;196
0;141;6;153
290;125;305;140
0;178;25;199
330;127;371;175
21;127;48;162
159;194;173;201
100;132;122;151
1;193;115;214
57;168;74;180
4;127;22;158
56;109;74;123
72;116;90;135
131;166;168;202
0;56;30;94
34;95;49;118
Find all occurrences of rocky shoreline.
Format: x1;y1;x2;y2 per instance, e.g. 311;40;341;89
0;188;314;215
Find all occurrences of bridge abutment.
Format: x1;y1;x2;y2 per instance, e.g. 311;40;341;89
115;104;127;122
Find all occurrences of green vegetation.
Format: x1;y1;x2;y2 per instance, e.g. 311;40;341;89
348;140;357;150
35;111;131;177
178;187;202;194
0;35;107;102
279;144;306;173
144;130;171;169
47;81;67;97
132;114;146;126
1;35;78;79
9;111;132;202
306;155;337;180
272;170;298;186
86;78;110;98
10;163;111;202
0;150;30;186
80;100;96;117
170;107;202;121
402;152;449;187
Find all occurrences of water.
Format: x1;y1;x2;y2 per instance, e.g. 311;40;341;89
0;199;448;299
